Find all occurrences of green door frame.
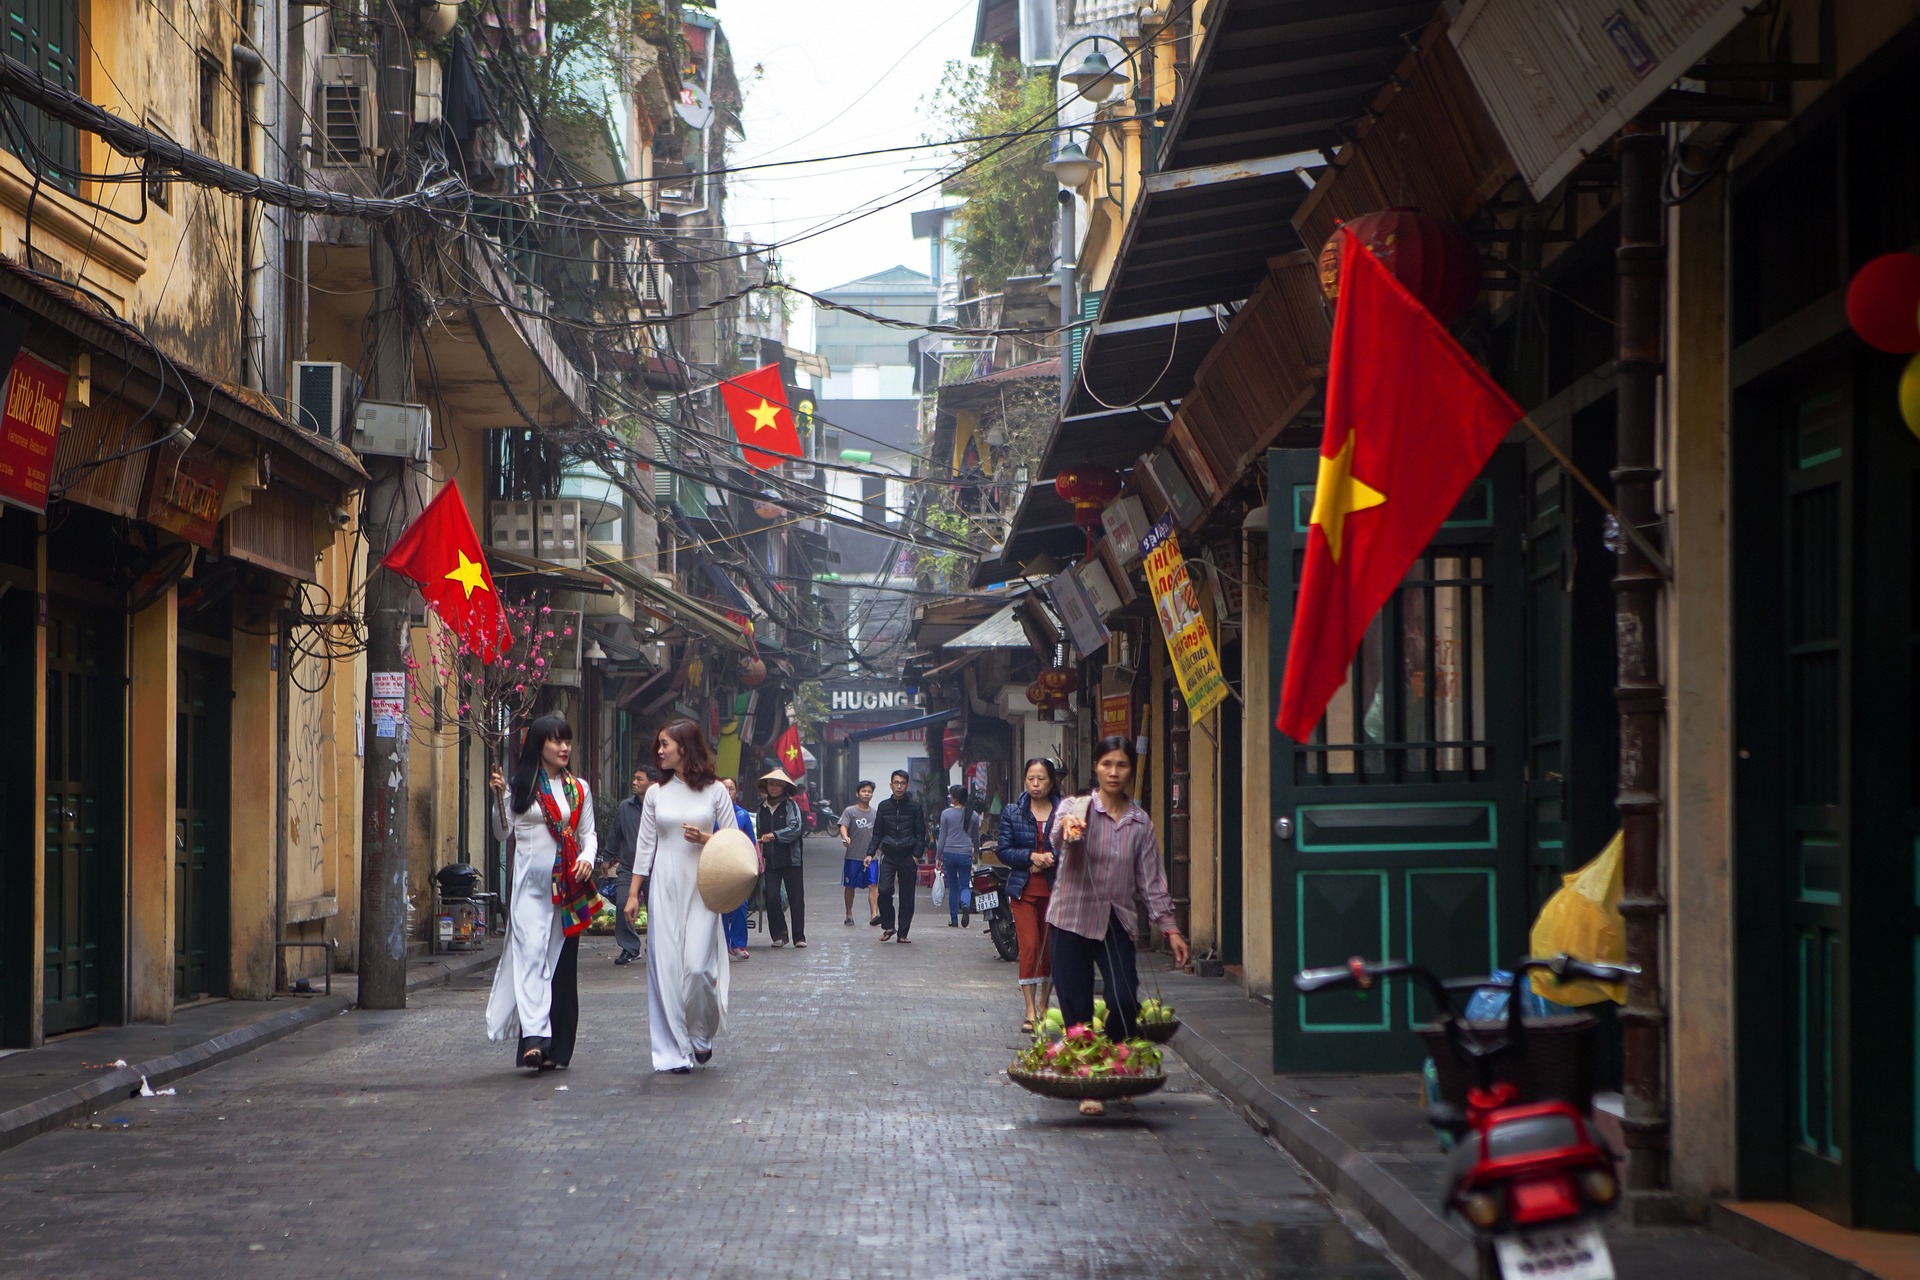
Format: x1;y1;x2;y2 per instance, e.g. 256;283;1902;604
1267;446;1529;1072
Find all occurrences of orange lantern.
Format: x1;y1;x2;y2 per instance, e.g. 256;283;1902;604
1318;208;1483;327
1039;667;1080;698
739;656;767;688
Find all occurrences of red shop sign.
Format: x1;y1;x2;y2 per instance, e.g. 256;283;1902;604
0;350;69;514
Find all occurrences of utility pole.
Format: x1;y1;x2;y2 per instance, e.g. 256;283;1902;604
1167;691;1190;945
356;18;419;1009
1056;188;1075;407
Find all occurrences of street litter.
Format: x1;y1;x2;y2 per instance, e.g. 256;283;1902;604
137;1077;176;1097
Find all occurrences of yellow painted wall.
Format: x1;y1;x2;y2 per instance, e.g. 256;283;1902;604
1239;543;1273;994
228;625;278;998
127;587;178;1022
1188;706;1218;956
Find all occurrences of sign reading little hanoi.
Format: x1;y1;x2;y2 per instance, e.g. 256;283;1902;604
0;351;68;514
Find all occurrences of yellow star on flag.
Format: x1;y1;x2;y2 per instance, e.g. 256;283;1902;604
444;549;491;599
1308;430;1386;564
783;744;800;766
747;398;783;433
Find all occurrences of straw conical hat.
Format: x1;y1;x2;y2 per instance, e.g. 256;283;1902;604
757;768;797;793
698;828;759;914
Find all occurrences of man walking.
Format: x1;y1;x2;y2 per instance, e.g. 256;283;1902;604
873;770;926;943
840;780;879;926
607;766;656;965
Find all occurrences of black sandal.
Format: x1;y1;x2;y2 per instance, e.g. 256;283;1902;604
694;1049;713;1064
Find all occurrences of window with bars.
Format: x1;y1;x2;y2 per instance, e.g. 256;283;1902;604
3;0;79;194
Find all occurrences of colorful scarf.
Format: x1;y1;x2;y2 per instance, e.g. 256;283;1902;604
538;771;599;938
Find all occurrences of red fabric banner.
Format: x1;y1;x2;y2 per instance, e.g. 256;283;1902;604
717;364;805;470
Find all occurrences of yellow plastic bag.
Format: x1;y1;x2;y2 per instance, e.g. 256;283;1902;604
1527;832;1626;1006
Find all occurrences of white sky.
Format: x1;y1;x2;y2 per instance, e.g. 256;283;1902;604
711;0;981;350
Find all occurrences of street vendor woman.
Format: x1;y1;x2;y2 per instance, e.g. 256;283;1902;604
486;714;600;1071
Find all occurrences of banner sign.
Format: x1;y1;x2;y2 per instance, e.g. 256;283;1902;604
1047;569;1109;659
1101;692;1131;739
0;350;68;514
1141;514;1228;722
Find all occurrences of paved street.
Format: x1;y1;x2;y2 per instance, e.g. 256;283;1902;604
0;840;1406;1279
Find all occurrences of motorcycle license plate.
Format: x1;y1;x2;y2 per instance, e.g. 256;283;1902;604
971;890;1000;912
1492;1224;1613;1280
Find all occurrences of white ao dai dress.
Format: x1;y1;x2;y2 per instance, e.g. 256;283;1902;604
634;776;738;1070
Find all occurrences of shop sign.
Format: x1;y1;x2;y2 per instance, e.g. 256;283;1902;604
1101;494;1149;563
1046;569;1108;659
1101;692;1131;739
141;439;231;548
1141;514;1229;722
827;687;924;713
0;350;68;514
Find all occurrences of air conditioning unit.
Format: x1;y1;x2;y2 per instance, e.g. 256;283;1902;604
351;399;430;460
316;54;377;167
488;501;583;567
412;55;443;127
636;248;673;316
293;360;352;438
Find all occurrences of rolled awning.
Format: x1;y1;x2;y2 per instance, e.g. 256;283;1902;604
590;552;754;653
844;708;955;743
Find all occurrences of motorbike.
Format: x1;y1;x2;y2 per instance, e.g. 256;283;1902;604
1294;954;1637;1280
969;862;1019;962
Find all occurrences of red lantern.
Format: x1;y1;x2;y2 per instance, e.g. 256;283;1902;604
1053;465;1125;532
739;656;767;688
1025;679;1049;707
1318;208;1483;326
1845;252;1920;353
1039;667;1080;698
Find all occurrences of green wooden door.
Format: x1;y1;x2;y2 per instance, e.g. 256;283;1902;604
43;607;118;1035
1267;446;1528;1072
174;651;229;1002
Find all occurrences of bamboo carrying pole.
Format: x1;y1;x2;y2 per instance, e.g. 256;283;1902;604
1613;121;1670;1189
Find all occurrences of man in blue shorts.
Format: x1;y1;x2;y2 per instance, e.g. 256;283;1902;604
839;780;879;926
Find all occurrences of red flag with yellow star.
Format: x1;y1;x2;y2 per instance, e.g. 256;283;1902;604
380;484;511;664
772;722;806;779
717;364;804;470
1275;228;1520;741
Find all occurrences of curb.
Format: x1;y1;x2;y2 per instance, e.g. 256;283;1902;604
0;945;500;1156
1169;1019;1478;1280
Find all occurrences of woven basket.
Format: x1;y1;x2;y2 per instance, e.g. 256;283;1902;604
1132;1017;1181;1044
1007;1064;1168;1101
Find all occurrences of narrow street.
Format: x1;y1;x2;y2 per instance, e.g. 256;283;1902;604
0;841;1407;1280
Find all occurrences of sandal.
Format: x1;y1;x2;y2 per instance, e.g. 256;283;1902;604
881;929;894;941
1021;1019;1034;1034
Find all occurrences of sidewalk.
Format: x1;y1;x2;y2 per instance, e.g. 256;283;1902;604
0;941;499;1156
1154;965;1833;1280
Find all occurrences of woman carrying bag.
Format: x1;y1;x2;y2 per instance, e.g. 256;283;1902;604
485;715;599;1072
1048;735;1191;1116
625;718;739;1074
998;758;1061;1032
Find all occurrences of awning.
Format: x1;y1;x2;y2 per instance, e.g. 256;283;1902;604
845;708;954;744
945;595;1063;650
486;547;617;595
590;552;754;653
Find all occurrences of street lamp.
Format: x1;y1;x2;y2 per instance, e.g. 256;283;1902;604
1060;48;1130;103
1042;141;1098;189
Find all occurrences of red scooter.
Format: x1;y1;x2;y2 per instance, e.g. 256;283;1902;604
1294;954;1637;1280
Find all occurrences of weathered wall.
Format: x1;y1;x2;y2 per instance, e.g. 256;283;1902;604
229;624;278;998
127;588;177;1022
1240;537;1272;995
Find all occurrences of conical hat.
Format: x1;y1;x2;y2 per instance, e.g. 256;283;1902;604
697;828;760;914
757;768;797;793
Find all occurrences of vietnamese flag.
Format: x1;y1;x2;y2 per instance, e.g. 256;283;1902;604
718;364;804;469
380;484;512;663
773;722;806;779
1275;228;1521;742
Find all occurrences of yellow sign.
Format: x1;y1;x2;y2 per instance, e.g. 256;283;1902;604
1141;515;1228;722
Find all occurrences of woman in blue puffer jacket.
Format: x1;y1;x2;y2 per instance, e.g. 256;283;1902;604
997;758;1062;1032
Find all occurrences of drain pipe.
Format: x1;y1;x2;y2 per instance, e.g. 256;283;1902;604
1613;119;1670;1192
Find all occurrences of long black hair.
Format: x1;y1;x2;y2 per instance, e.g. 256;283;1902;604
510;714;574;814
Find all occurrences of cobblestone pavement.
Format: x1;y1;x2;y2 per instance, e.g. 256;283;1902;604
0;840;1407;1280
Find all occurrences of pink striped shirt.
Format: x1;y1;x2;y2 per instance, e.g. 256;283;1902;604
1044;793;1178;942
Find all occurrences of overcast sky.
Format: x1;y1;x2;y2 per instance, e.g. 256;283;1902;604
712;0;981;348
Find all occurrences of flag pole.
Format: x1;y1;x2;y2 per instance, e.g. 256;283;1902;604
1515;413;1671;582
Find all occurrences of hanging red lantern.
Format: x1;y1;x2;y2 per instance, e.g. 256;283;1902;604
1845;252;1920;353
1038;667;1080;698
739;656;767;688
1025;679;1049;707
1318;208;1483;326
1052;465;1125;531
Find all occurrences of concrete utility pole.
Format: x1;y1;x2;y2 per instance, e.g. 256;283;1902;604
356;20;420;1009
1056;189;1075;407
1167;692;1190;943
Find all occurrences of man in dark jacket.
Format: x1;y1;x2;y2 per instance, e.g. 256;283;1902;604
606;766;657;964
757;769;808;948
872;770;927;942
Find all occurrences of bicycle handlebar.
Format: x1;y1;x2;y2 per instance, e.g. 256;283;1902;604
1293;954;1640;999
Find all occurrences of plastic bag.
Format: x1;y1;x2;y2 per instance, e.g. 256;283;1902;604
1463;969;1568;1023
1528;832;1627;1006
930;869;944;904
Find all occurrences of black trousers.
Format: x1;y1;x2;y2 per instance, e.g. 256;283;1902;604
876;855;918;937
765;863;806;943
1051;913;1140;1038
519;932;581;1067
